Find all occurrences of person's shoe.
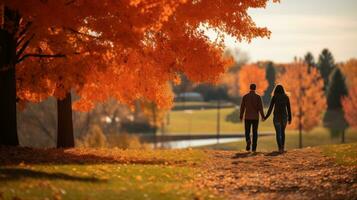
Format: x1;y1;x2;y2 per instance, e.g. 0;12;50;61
246;142;251;151
279;148;284;154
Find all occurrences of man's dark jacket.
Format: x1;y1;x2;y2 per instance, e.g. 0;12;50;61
240;91;264;120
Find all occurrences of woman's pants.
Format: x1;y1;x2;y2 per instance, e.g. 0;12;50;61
273;119;287;150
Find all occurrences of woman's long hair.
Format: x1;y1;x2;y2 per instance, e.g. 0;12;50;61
273;85;286;97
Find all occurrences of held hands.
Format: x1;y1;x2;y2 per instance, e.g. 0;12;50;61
261;116;266;122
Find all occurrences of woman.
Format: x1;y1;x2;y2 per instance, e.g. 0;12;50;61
264;85;292;153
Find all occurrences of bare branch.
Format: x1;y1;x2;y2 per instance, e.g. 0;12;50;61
17;53;66;64
16;34;35;60
64;27;100;39
17;21;32;42
16;35;26;48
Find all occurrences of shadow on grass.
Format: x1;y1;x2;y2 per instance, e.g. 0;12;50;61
231;151;283;160
0;146;173;166
231;152;264;159
264;151;283;157
0;168;103;182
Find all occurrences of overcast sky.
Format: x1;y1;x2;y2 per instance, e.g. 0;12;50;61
224;0;357;63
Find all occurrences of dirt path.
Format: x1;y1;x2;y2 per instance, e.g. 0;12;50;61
197;148;357;200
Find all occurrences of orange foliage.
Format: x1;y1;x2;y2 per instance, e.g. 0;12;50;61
238;64;268;96
278;62;326;132
341;58;357;87
2;0;277;110
342;87;357;128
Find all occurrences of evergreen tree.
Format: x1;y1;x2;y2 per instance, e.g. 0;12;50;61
317;49;336;92
327;68;348;110
304;52;316;72
263;62;276;104
324;68;349;140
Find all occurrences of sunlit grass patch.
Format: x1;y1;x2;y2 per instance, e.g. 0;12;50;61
0;164;217;200
0;148;217;200
321;143;357;166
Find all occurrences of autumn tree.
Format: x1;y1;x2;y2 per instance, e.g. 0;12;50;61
342;87;357;128
340;59;357;131
0;0;278;147
238;64;268;96
278;62;326;148
0;0;162;146
341;58;357;87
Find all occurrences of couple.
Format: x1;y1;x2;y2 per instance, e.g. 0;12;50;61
239;84;292;153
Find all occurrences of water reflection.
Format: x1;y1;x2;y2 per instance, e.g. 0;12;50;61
154;138;243;149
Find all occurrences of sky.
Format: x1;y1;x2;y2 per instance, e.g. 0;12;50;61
223;0;357;63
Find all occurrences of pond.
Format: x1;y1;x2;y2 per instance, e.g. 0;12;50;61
152;137;244;149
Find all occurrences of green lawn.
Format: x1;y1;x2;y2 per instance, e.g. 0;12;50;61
167;107;357;150
0;148;218;200
167;107;275;134
202;127;357;151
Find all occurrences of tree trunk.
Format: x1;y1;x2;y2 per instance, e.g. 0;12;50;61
57;92;74;148
216;99;221;144
298;107;303;148
0;28;18;146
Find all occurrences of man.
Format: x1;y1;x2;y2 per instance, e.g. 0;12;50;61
240;84;265;152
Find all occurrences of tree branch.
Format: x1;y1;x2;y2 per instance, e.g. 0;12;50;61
63;27;100;39
17;21;32;43
16;34;35;61
17;53;66;64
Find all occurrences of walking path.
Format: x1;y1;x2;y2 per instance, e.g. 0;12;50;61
197;148;357;200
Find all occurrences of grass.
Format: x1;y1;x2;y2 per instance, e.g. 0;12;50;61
0;165;200;200
322;143;357;166
201;127;357;151
167;107;275;134
0;148;218;200
167;107;357;150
